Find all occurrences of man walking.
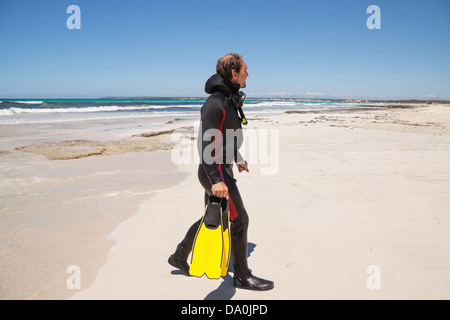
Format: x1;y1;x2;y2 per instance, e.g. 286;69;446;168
169;53;274;291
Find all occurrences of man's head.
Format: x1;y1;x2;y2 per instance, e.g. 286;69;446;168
216;53;248;88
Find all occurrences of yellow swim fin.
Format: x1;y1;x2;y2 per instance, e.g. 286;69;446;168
189;197;225;279
221;206;230;277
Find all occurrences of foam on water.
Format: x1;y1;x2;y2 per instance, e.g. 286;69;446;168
9;100;45;104
8;104;203;114
0;98;384;125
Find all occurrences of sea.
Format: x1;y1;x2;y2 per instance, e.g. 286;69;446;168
0;98;385;125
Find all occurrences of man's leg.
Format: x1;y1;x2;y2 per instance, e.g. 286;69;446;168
221;165;274;290
168;165;212;275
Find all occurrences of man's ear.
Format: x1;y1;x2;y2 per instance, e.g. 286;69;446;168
231;69;238;81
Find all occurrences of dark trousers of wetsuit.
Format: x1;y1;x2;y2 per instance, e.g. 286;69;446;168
176;164;250;278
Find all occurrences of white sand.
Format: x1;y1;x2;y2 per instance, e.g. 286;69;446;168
73;104;450;300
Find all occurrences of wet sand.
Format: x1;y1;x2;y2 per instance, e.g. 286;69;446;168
0;117;191;299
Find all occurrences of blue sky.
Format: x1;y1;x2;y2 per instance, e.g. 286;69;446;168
1;0;449;99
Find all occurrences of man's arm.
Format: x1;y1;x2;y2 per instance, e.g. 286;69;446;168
198;93;226;185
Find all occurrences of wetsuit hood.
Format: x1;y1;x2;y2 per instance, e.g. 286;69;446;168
205;74;240;97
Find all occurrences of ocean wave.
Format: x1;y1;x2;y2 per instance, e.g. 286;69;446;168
6;104;203;114
8;100;44;105
243;100;341;108
0;112;194;125
0;101;363;117
245;101;299;108
0;109;14;116
244;101;362;110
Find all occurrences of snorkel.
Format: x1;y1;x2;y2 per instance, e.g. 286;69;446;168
232;91;248;125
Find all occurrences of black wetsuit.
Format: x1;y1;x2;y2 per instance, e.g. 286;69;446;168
176;73;250;278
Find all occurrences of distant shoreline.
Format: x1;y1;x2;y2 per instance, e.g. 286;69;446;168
97;97;450;104
2;97;450;104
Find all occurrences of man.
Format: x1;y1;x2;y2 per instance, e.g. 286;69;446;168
169;53;274;291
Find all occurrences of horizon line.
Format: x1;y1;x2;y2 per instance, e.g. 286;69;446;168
1;97;450;103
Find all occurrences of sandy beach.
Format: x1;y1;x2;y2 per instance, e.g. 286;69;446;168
1;103;450;300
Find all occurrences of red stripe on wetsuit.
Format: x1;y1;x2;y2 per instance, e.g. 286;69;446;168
215;109;238;221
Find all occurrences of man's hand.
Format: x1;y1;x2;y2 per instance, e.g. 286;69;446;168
236;160;249;173
212;181;228;199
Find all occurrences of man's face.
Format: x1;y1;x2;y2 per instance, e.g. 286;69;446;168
232;60;248;88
